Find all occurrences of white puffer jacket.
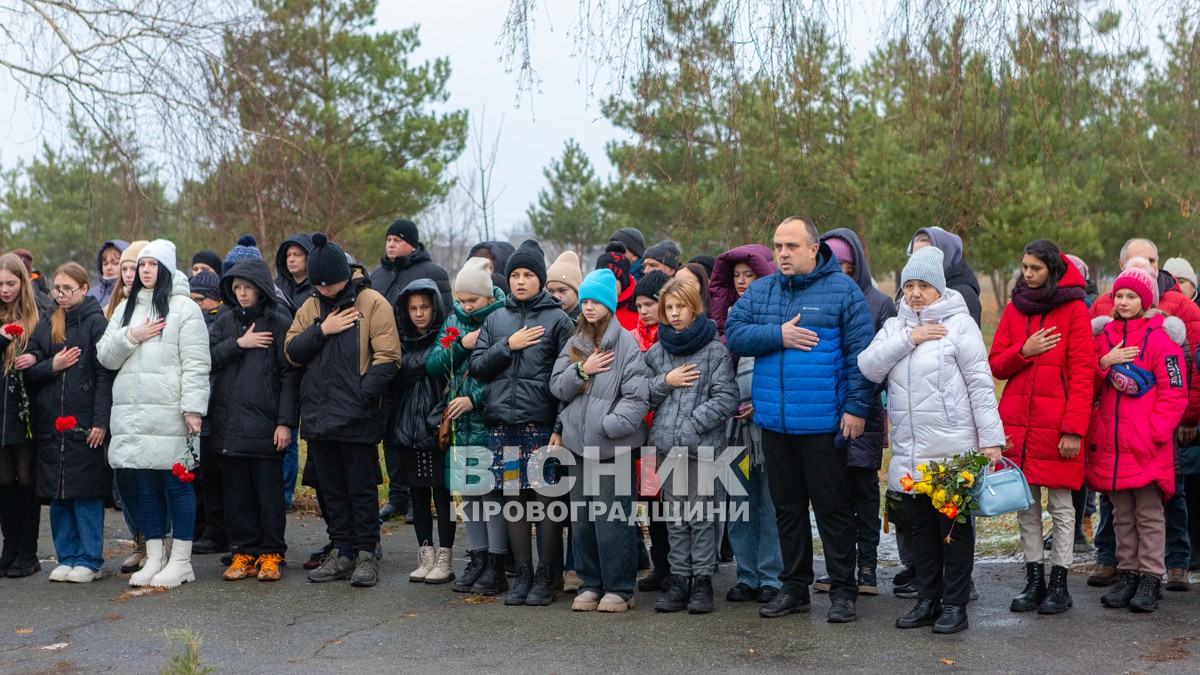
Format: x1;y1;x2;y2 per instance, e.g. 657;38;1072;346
857;289;1005;491
97;271;211;470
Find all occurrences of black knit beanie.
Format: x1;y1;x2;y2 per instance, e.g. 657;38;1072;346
597;242;634;293
633;270;670;303
307;233;351;287
610;227;646;259
505;239;548;288
644;240;682;270
689;254;716;278
386;219;420;248
192;250;223;276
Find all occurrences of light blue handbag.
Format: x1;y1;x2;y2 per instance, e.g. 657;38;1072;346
969;457;1035;517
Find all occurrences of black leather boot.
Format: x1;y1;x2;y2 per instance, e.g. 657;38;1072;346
1010;562;1045;612
932;604;969;634
1129;573;1162;613
655;575;691;613
524;563;556;606
637;566;671;592
1037;565;1073;614
452;549;487;593
896;599;942;629
688;575;715;614
1101;570;1140;608
505;562;533;606
471;552;509;596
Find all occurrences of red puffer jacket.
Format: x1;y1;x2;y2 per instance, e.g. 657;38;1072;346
991;263;1096;489
1085;312;1188;499
1091;271;1200;425
615;282;638;332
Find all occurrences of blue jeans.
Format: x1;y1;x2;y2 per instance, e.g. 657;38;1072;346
1166;472;1192;570
282;428;299;506
727;463;783;589
570;457;637;599
114;468;143;536
50;498;104;571
135;469;196;541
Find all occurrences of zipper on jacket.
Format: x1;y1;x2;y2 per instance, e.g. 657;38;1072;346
780;283;798;435
1111;322;1128;492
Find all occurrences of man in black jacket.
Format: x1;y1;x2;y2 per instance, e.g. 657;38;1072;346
370;219;453;310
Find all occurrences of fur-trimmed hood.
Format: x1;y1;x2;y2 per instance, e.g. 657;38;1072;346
1092;310;1187;348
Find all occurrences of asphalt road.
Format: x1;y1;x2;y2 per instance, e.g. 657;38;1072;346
1;510;1198;674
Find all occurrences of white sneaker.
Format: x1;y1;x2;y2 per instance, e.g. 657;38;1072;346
49;564;73;582
66;566;101;583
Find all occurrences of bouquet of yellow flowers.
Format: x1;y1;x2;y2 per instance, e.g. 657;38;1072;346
899;452;991;538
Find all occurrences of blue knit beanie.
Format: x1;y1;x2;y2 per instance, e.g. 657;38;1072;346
579;269;619;314
223;235;263;275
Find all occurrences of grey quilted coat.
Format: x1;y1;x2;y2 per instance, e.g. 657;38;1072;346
644;337;739;456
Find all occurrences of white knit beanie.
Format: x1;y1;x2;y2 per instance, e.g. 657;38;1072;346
138;239;177;275
454;257;494;298
1164;257;1197;287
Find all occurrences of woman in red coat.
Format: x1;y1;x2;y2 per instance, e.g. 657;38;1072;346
990;240;1095;615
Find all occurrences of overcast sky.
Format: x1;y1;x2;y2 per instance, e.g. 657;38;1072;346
0;1;1158;241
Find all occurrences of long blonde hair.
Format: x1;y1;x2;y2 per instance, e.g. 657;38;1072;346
0;253;38;373
50;263;90;344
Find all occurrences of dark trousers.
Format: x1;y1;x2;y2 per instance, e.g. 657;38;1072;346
310;441;380;553
846;466;881;567
381;442;412;509
903;493;974;606
1188;473;1200;563
196;439;226;543
222;455;287;556
761;429;858;601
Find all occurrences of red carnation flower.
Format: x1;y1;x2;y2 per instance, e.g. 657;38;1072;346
439;327;460;349
2;323;23;338
54;416;77;433
172;463;187;478
179;470;195;483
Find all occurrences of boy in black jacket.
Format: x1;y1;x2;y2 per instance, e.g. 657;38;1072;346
286;234;401;588
209;259;300;582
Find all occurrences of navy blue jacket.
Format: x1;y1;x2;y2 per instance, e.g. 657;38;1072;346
725;243;875;435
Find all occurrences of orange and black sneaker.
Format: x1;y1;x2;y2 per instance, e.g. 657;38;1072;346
223;553;259;581
257;553;283;582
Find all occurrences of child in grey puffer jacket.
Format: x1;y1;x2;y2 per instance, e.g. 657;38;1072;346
644;279;739;614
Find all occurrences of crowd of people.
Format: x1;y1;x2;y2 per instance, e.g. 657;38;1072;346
1;217;1198;634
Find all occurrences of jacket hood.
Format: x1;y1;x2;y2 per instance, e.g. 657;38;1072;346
897;287;970;325
67;295;105;323
469;241;515;269
396;278;447;345
505;288;562;312
1158;269;1180;296
821;228;874;292
274;233;314;281
96;240;130;278
453;286;506;326
712;244;776;291
1092;311;1186;347
169;268;191;298
220;259;278;309
1056;253;1087;289
908;226;964;269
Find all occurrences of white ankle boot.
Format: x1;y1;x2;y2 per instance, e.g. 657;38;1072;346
129;539;166;586
409;545;435;582
424;547;456;584
150;539;195;588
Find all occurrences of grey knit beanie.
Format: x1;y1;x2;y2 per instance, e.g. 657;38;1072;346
901;246;946;295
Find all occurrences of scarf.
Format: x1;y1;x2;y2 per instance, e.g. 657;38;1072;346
1010;282;1085;316
657;314;717;357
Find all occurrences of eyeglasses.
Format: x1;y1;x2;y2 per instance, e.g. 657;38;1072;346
52;286;82;297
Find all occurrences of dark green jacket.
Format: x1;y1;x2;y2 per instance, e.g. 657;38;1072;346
426;287;505;447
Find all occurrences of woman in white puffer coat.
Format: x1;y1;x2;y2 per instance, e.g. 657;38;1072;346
858;246;1004;635
98;240;211;588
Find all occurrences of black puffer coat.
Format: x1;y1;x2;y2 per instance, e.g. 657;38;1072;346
208;260;301;459
27;296;115;500
471;289;573;428
387;279;447;450
369;245;453;311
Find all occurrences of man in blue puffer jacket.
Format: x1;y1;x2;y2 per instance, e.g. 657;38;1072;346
726;216;876;624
